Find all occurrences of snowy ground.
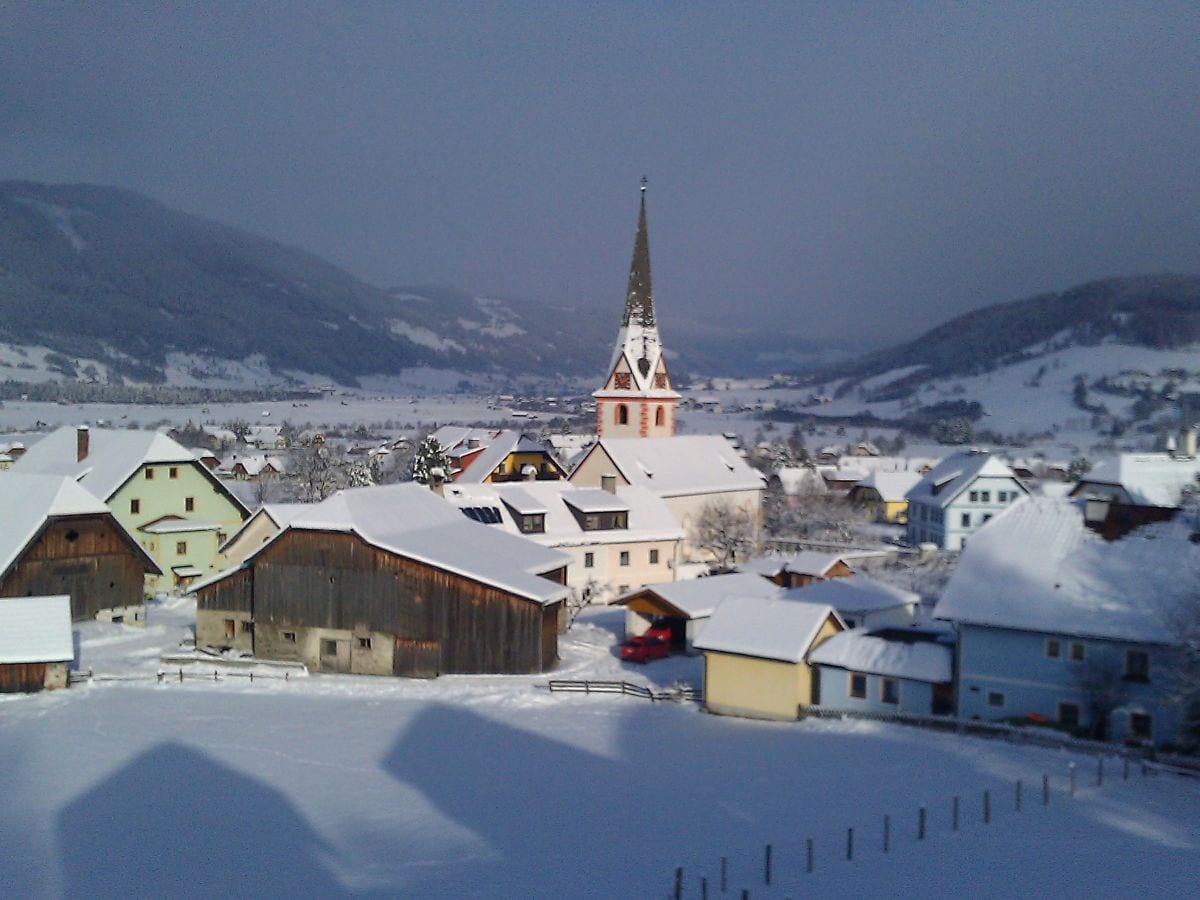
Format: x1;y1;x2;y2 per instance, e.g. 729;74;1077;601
2;600;1198;898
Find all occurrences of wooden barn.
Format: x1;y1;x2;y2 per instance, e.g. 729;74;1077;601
192;483;570;677
0;594;74;692
0;474;161;623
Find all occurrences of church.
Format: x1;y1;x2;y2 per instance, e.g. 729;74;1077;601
592;182;680;438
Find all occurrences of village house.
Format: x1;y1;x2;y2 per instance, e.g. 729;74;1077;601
0;594;74;693
191;483;569;677
848;471;925;523
694;596;844;721
438;480;684;608
0;474;161;623
431;427;567;483
569;435;765;560
218;503;310;569
12;426;250;591
739;551;856;588
933;497;1195;745
1070;450;1200;539
783;575;921;631
905;449;1029;550
612;571;784;653
219;453;287;481
808;627;954;717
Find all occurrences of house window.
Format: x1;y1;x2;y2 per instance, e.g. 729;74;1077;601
987;691;1005;708
616;404;629;425
982;514;992;523
1069;642;1086;662
518;514;545;534
176;541;187;555
1058;702;1080;727
1046;639;1061;659
1124;650;1150;682
583;552;594;568
282;631;297;643
980;491;990;502
969;490;978;502
881;678;899;705
649;549;659;564
185;497;195;512
130;498;141;514
1129;712;1152;739
358;637;372;650
145;468;155;480
849;673;867;699
960;513;970;527
321;639;338;656
169;467;179;479
998;491;1007;502
619;551;630;567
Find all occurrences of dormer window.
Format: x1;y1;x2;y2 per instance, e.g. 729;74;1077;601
516;513;545;535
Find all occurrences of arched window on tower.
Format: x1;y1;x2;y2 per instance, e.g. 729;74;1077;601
655;407;665;427
616;404;629;425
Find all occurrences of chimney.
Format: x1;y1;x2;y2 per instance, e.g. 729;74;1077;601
429;466;446;497
76;425;90;462
1084;496;1111;524
1186;426;1198;458
601;473;617;494
467;438;481;450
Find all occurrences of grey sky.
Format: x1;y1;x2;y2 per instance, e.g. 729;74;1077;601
2;2;1198;347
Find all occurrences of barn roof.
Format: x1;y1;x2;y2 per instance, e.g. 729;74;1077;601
0;594;74;664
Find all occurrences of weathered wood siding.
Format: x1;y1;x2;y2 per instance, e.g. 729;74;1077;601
0;662;47;693
210;530;559;675
0;514;148;621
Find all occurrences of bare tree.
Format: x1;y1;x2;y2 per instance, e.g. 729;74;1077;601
292;445;342;503
693;501;758;570
564;576;602;631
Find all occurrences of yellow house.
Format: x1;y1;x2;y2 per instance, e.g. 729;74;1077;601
432;428;567;484
694;596;844;721
848;471;923;524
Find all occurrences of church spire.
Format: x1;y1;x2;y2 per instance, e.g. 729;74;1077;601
622;177;655;329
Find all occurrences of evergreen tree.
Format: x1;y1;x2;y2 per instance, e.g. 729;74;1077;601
410;436;452;484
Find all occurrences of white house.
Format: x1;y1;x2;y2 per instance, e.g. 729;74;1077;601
905;450;1029;550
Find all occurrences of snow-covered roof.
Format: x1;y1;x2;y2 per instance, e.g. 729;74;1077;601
1074;454;1200;508
614;571;783;619
784;575;920;615
693;596;842;663
808;630;952;683
450;431;562;484
853;470;924;502
217;503;310;553
0;473;118;580
740;551;851;579
562;489;629;515
242;483;570;605
13;426;249;515
220;454;286;477
0;594;74;664
774;466;826;496
906;450;1024;509
579;436;764;497
933;496;1197;644
139;517;224;535
442;481;684;548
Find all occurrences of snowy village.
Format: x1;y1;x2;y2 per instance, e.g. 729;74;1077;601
3;6;1200;898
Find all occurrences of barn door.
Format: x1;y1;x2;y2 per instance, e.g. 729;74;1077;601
394;639;440;678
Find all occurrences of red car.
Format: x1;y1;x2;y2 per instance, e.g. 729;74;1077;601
620;635;670;664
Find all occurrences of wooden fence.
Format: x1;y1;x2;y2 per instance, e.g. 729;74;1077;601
547;679;702;703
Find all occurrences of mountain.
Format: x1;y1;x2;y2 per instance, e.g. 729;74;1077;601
804;275;1200;398
0;181;627;385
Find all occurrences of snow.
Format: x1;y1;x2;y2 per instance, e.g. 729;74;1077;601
934;497;1200;644
1;599;1198;897
584;435;764;497
387;319;467;353
0;595;73;663
616;572;783;619
694;597;841;662
784;575;921;615
0;473;113;580
1078;454;1200;507
809;630;953;683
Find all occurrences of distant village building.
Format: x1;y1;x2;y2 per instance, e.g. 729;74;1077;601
848;471;924;524
1070;449;1200;539
430;427;566;483
592;182;680;439
739;552;855;589
905;450;1029;550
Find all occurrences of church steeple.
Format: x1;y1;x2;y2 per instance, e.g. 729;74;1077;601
622;178;655;329
593;179;679;439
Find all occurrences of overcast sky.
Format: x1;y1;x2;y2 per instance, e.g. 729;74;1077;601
2;2;1198;347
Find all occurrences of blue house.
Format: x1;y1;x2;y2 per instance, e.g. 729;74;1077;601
934;497;1194;746
905;450;1029;551
809;627;954;717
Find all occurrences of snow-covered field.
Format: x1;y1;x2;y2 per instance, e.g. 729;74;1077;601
2;598;1198;898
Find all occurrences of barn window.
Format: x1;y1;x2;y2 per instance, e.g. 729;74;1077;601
65;529;79;543
321;639;338;656
358;637;372;650
185;497;195;512
616;404;629;425
282;632;296;643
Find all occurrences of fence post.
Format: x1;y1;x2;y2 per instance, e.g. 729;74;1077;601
952;795;959;831
1015;779;1022;812
806;838;813;874
983;790;991;824
701;876;707;900
213;669;218;682
1042;774;1049;806
720;856;727;893
918;806;926;840
178;668;183;682
674;866;682;900
847;827;854;861
764;844;772;885
249;671;253;683
285;670;289;681
883;814;890;853
1097;757;1104;787
1069;762;1076;797
157;670;163;683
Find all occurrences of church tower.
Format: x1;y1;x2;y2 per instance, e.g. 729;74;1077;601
594;180;680;438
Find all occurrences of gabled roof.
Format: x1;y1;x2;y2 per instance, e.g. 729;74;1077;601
0;595;73;664
1073;454;1200;508
693;596;843;663
442;481;684;548
933;497;1196;644
450;431;563;483
852;471;924;502
741;551;852;580
13;426;250;516
217;503;310;553
905;450;1024;509
809;630;952;683
613;572;782;619
784;575;920;615
574;436;764;497
204;484;569;606
0;473;161;581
